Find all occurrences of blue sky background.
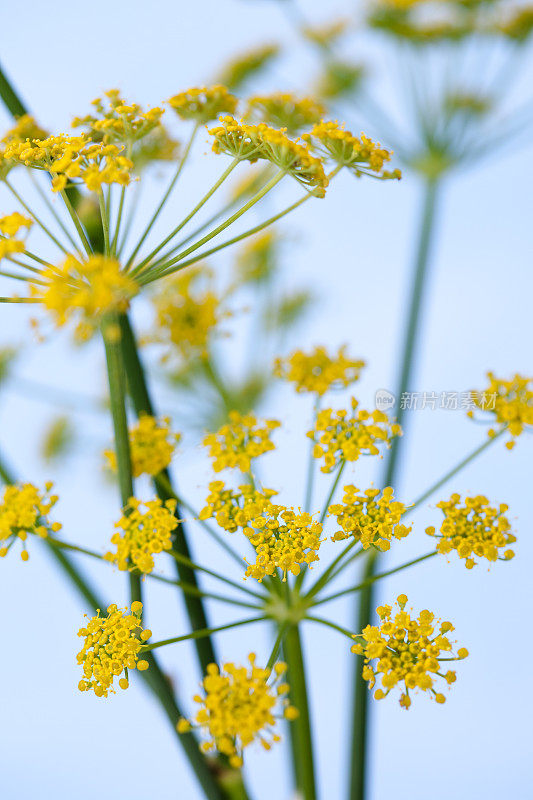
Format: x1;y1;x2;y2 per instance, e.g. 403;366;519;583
0;1;532;798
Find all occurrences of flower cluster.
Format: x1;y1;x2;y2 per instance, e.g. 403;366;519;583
150;269;227;358
199;481;278;534
30;255;138;340
304;121;401;179
4;134;134;193
0;114;47;179
209;117;329;195
169;86;238;124
426;493;515;569
309;398;401;473
105;497;178;574
0;482;61;560
351;595;468;708
274;345;365;396
77;602;150;697
469;372;533;449
234;230;279;285
177;653;297;767
203;411;280;472
72;89;165;144
329;486;411;550
245;507;324;582
246;93;326;134
104;414;180;478
0;212;32;262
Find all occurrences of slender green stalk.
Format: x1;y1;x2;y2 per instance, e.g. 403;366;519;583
306;615;355;640
147;167;342;284
284;625;317;800
348;177;440;800
168;548;263;600
313;551;436;607
5;180;70;254
0;61;26;116
305;539;360;601
59;188;94;256
131;156;239;275
116;314;220;670
140;170;285;283
144;616;265;652
29;172;83;254
319;460;346;524
98;190;110;255
126;123;198;268
266;623;288;670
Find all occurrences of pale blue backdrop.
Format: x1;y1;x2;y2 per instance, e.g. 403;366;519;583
0;1;531;798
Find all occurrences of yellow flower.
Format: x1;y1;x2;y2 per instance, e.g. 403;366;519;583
168;86;238;124
72;89;165;144
199;481;278;534
274;345;365;396
0;482;61;561
203;411;280;472
246;93;326;134
177;654;297;767
105;497;178;574
351;595;467;708
209;117;329;195
469;372;533;449
304;121;401;179
30;254;138;339
4;134;133;193
0;212;33;237
329;486;411;550
149;269;228;358
309;398;401;473
0;114;47;179
426;493;516;569
245;507;324;582
77;602;151;697
104;414;180;478
0;212;33;262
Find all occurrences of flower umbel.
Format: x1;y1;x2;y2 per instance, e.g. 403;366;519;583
426;493;515;569
0;482;61;561
203;411;280;473
30;255;138;339
77;601;151;697
168;86;238;124
351;595;468;708
245;507;324;582
104;414;180;478
72;89;165;145
199;481;278;534
274;345;365;396
309;398;401;473
246;93;326;134
177;653;297;768
469;372;533;449
105;497;178;574
304;121;401;179
329;486;411;550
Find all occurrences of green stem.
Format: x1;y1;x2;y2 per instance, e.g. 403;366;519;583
306;615;355;640
266;623;288;670
319;460;345;524
132;156;239;275
126;123;198;269
5;180;70;254
313;552;436;607
144;616;264;652
348;177;440;800
140;170;285;283
99;190;110;255
117;313;219;672
305;539;360;601
0;61;26;116
284;625;317;800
